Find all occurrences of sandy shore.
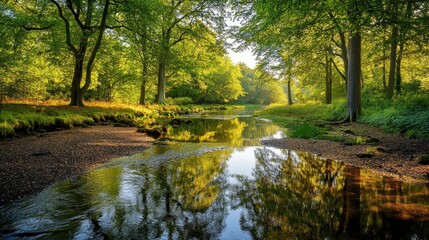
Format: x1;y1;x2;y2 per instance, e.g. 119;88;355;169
0;126;153;205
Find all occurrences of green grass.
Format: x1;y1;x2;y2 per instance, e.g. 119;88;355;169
259;101;349;139
287;123;324;139
0;101;243;137
259;94;429;140
360;95;429;139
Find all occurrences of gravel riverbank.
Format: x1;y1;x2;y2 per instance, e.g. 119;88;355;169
0;126;153;205
1;122;428;205
263;123;429;183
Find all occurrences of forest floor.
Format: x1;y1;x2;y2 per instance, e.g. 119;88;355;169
1;121;428;206
263;122;429;183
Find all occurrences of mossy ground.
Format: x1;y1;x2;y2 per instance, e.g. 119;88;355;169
0;100;243;138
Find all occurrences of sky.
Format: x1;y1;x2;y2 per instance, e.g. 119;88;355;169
225;17;257;69
227;48;257;69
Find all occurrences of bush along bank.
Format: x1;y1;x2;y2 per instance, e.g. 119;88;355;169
0;102;241;138
259;94;429;142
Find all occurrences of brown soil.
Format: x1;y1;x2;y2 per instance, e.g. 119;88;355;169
262;122;429;183
0;126;153;205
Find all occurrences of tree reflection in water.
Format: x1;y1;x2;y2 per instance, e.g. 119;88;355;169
1;146;428;239
166;116;281;147
230;148;429;239
91;149;232;239
230;148;345;239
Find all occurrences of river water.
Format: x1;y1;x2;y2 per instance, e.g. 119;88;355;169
1;109;428;239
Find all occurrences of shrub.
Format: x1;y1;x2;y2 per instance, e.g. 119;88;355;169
165;97;193;105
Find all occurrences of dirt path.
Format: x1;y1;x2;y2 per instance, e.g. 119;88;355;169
0;126;153;205
262;123;429;183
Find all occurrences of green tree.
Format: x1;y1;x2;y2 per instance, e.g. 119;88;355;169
153;0;226;104
120;0;160;105
50;0;111;106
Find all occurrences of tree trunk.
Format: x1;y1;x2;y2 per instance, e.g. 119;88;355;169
139;78;147;105
347;32;361;122
382;40;387;93
139;48;148;105
328;12;348;92
157;60;166;104
395;43;403;95
287;80;293;106
396;0;412;95
325;55;332;104
70;57;85;106
139;28;149;105
339;31;348;92
79;0;109;106
139;59;148;105
386;26;398;100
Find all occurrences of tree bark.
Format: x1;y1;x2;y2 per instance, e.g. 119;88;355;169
139;25;149;105
386;26;398;100
382;40;387;93
287;80;293;106
139;44;148;105
325;54;332;104
157;61;166;104
339;31;348;92
139;75;147;105
328;12;348;92
347;32;362;122
395;43;403;95
395;0;412;95
70;57;85;106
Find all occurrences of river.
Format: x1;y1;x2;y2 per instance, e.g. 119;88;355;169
1;108;428;239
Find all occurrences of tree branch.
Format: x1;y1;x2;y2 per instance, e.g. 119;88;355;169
50;0;78;55
332;60;346;82
66;0;85;29
22;24;54;31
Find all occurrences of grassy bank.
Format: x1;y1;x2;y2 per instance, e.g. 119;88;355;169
0;100;243;138
259;94;429;141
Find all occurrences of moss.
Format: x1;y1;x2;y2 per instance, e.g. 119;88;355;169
1;102;240;138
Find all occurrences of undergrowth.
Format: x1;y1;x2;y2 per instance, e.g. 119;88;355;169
260;95;429;140
0;100;242;138
360;95;429;139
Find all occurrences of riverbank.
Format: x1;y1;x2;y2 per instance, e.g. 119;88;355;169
2;122;428;206
262;122;429;183
0;126;153;205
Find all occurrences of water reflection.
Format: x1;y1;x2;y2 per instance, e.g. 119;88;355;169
231;149;429;239
1;111;428;239
166;116;282;147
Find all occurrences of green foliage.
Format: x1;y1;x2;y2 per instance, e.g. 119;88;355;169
260;94;429;140
360;95;429;139
235;64;287;105
0;101;246;137
165;97;193;105
287;123;324;139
